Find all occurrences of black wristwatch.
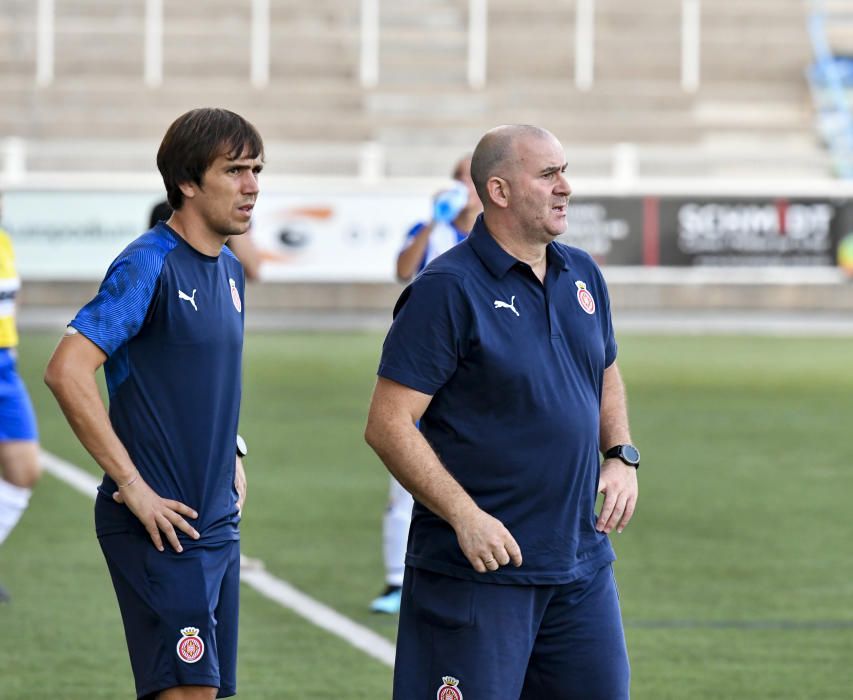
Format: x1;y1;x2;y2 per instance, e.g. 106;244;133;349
236;434;248;458
603;444;640;469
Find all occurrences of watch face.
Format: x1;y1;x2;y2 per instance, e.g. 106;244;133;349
622;444;640;465
236;434;248;457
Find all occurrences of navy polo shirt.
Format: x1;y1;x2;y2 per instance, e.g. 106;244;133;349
378;214;617;584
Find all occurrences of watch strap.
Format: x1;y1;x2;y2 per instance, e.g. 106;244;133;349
603;443;640;468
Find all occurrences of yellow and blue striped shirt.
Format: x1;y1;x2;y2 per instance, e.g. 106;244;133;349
0;229;20;348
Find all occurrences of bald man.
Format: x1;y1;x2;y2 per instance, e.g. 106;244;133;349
365;125;638;699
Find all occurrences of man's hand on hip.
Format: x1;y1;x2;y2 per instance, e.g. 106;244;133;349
453;507;523;573
113;477;200;553
596;460;639;534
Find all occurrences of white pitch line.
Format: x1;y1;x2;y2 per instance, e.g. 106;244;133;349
39;450;396;668
238;566;395;666
40;450;102;496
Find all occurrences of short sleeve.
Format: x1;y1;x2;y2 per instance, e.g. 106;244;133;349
399;222;426;252
378;271;471;395
70;246;164;357
595;264;617;367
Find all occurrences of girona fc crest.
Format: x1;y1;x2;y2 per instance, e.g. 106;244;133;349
229;278;242;313
437;676;463;700
575;280;596;315
176;626;205;664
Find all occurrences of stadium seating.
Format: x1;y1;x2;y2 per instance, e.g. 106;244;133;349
0;0;832;178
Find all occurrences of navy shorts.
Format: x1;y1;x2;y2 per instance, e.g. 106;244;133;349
0;348;38;442
98;533;241;699
394;563;630;700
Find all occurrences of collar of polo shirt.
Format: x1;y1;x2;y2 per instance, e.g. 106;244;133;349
467;214;572;279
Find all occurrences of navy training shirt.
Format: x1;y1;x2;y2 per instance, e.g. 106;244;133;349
378;214;618;584
71;223;245;546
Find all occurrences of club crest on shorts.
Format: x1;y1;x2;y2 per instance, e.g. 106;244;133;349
176;626;205;664
437;676;463;700
229;278;242;313
575;280;596;315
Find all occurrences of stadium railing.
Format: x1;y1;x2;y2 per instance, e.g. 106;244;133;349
6;1;825;180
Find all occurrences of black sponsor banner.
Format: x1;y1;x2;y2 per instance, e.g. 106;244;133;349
660;197;849;267
560;196;853;266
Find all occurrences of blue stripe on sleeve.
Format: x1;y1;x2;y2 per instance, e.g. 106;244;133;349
71;228;176;372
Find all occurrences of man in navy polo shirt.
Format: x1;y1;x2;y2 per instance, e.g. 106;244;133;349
45;108;263;700
365;124;639;699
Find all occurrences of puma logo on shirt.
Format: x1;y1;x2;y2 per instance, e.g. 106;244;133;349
178;289;198;311
493;296;519;317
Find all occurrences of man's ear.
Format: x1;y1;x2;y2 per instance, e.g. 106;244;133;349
488;177;509;209
178;181;197;201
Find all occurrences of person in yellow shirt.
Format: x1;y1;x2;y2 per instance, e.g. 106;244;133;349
0;205;41;603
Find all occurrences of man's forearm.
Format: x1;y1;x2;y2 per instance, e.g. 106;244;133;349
396;223;435;282
599;362;632;451
365;380;522;572
45;366;137;485
366;416;478;529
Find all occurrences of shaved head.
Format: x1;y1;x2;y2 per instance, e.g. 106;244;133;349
470;125;556;206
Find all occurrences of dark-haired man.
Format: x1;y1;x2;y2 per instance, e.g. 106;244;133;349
45;108;263;700
365;125;638;699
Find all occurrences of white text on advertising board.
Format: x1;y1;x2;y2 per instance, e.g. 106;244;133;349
677;203;835;254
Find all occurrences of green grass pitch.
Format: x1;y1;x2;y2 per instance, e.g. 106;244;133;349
2;330;852;698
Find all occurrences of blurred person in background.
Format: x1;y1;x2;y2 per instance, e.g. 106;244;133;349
0;194;42;604
370;156;482;615
150;199;263;281
395;155;481;282
365;125;638;699
45;108;262;700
